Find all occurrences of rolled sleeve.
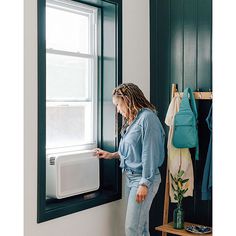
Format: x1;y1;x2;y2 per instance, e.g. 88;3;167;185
139;177;152;188
118;149;126;170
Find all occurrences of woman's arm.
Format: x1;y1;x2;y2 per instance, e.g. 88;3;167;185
95;148;120;159
139;114;165;188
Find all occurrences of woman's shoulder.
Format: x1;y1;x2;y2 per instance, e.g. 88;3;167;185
138;108;164;134
140;108;156;116
138;108;159;122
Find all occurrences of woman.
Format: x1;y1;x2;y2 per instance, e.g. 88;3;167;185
96;83;165;236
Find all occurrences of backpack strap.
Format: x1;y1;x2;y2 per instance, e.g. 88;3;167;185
195;142;199;160
180;88;199;160
179;88;198;120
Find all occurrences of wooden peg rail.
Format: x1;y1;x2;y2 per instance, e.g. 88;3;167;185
171;84;213;100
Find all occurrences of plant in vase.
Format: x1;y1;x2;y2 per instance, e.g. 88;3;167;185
170;169;189;229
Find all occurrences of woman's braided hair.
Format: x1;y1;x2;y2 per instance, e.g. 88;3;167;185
112;83;156;125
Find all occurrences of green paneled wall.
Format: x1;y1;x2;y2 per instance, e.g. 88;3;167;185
150;0;212;235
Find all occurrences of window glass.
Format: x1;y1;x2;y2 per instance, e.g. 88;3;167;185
46;4;89;54
46;102;93;148
46;54;90;100
46;0;97;150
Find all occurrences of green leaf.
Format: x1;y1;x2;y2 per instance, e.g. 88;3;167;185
171;184;177;191
182;179;189;184
180;189;185;194
178;170;184;177
183;189;188;194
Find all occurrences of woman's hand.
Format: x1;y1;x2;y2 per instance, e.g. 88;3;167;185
95;148;114;159
136;185;148;203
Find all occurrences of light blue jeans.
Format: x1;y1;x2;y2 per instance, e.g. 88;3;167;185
125;171;161;236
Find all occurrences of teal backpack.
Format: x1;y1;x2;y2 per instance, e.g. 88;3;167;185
172;88;199;160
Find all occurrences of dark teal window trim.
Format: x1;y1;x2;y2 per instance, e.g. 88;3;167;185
37;0;122;223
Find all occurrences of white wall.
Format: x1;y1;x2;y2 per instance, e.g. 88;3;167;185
123;0;150;98
24;0;150;236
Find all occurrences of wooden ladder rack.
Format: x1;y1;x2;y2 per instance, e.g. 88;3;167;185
155;84;213;236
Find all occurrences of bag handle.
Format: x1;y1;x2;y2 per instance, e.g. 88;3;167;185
179;88;198;119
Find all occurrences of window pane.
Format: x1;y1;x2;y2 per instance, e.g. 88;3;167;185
45;0;97;150
46;54;91;100
46;5;89;54
46;103;94;149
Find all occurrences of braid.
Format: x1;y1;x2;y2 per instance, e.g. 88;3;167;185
112;83;157;125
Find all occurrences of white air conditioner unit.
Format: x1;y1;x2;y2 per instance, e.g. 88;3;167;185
46;150;100;199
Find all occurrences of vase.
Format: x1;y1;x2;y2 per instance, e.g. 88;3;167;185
173;206;184;229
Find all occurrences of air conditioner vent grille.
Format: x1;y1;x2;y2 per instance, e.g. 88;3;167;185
49;156;56;165
46;151;100;199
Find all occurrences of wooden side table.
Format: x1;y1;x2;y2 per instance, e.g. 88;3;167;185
155;222;212;236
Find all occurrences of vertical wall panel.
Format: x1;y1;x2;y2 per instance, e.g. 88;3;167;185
150;1;170;235
183;0;197;89
150;0;170;124
150;0;212;234
195;0;212;226
197;0;212;90
170;0;184;91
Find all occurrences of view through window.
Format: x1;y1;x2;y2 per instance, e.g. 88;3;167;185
46;0;98;152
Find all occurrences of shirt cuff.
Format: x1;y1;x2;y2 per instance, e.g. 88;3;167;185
139;177;151;188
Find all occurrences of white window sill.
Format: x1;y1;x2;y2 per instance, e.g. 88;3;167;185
46;143;97;155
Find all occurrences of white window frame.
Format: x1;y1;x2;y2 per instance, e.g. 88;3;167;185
46;0;98;154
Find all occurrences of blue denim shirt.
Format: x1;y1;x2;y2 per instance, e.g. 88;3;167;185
118;108;165;188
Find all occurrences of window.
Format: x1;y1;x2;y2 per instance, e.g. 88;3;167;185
46;0;98;152
38;0;122;223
